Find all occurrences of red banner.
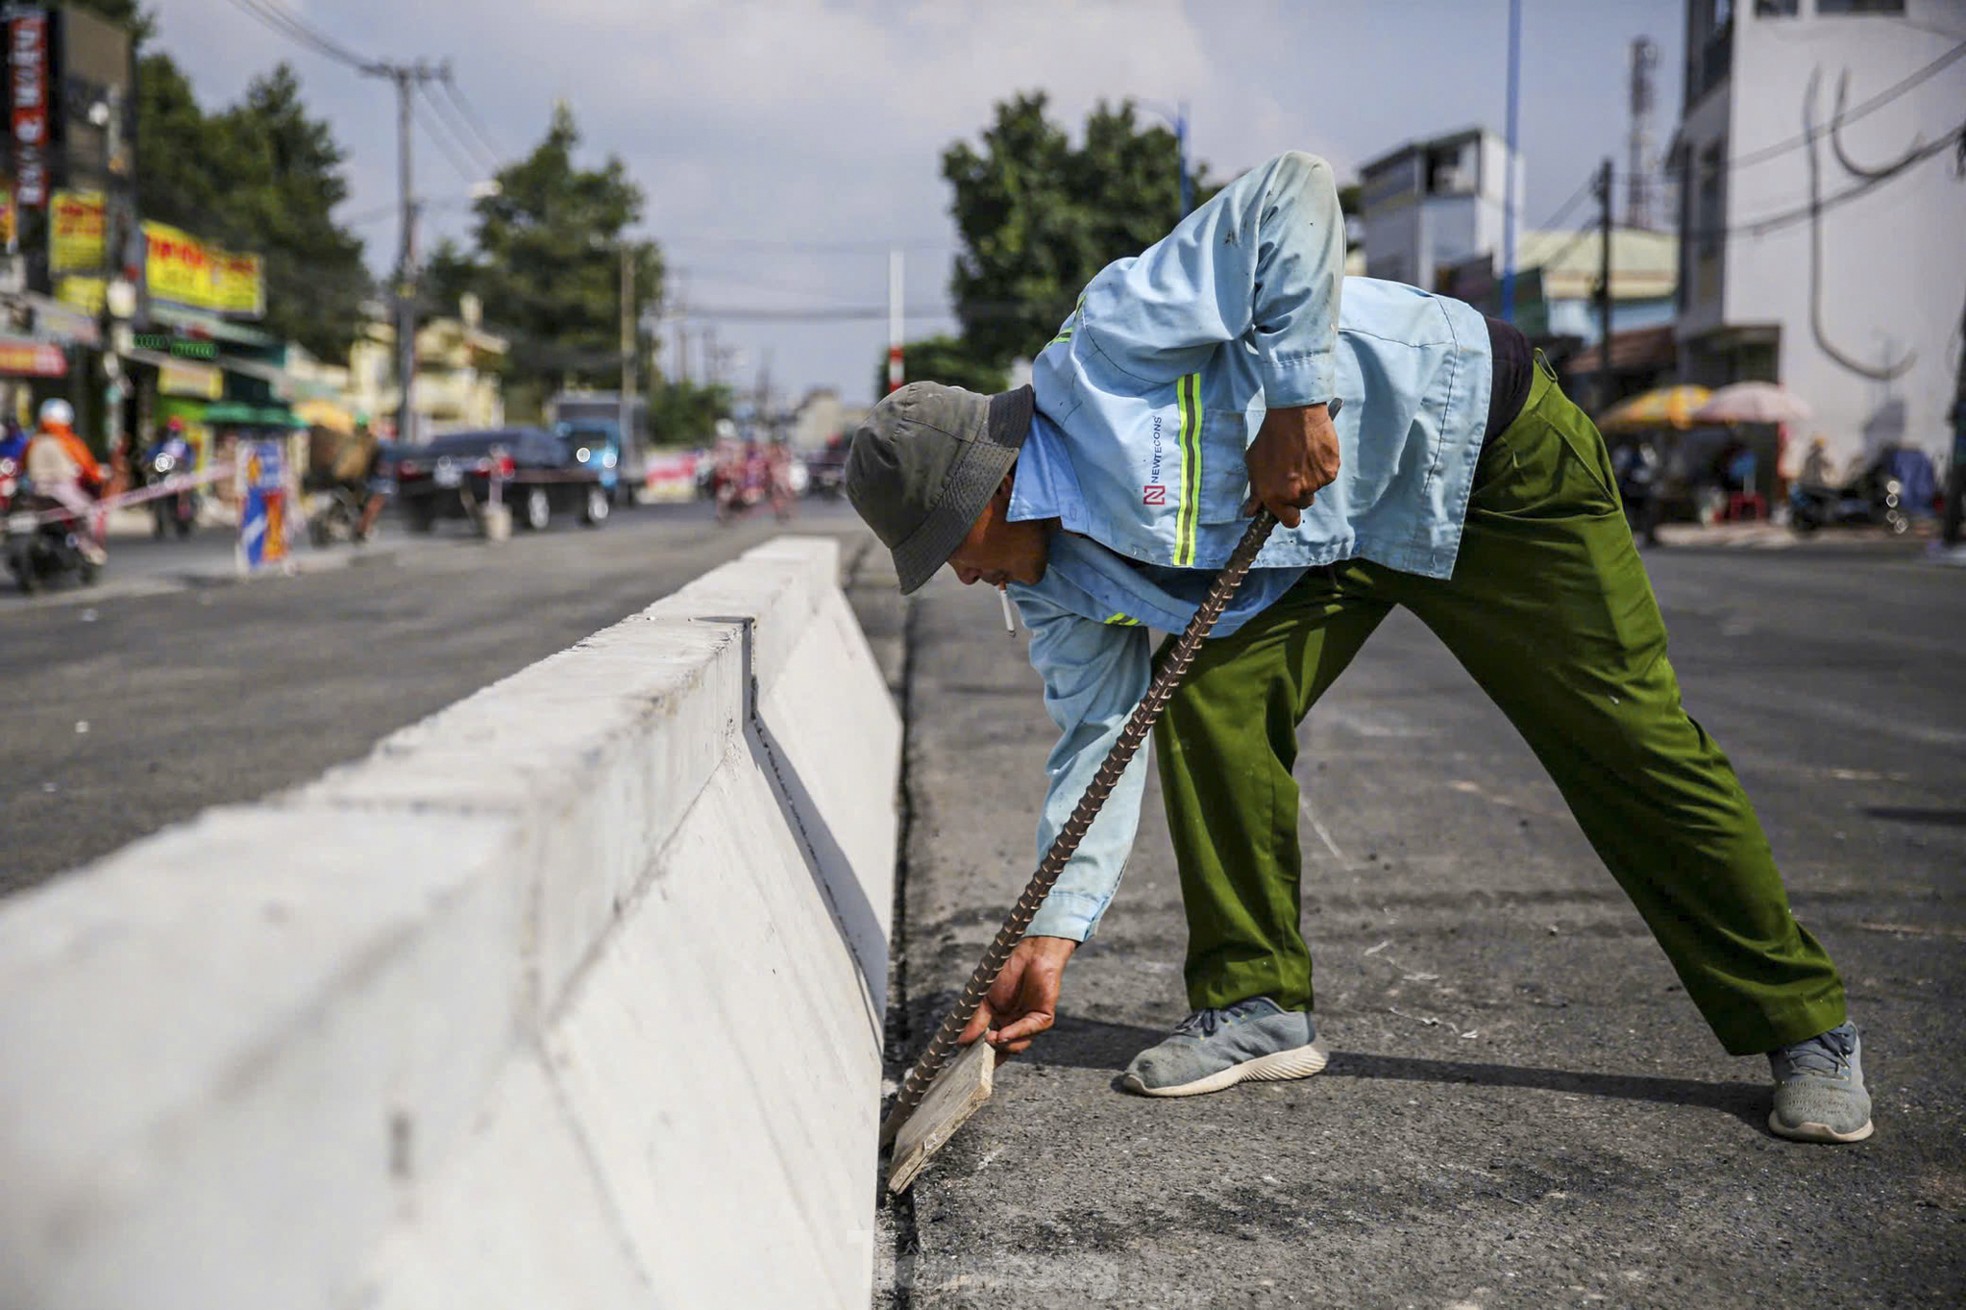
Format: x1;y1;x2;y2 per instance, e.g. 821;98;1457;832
9;14;49;210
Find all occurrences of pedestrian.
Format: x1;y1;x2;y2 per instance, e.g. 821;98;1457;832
24;398;108;566
846;152;1870;1145
1612;435;1663;546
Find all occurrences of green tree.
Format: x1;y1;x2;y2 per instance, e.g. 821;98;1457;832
436;102;664;420
872;334;1008;399
130;56;370;359
943;93;1210;368
213;66;370;358
645;379;733;448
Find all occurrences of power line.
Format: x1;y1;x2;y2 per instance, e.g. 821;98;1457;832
436;71;505;167
423;77;500;175
1688;121;1964;242
414;92;489;184
1531;175;1596;233
222;0;379;73
1721;38;1966;173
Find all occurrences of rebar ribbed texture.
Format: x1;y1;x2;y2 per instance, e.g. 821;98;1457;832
881;512;1278;1145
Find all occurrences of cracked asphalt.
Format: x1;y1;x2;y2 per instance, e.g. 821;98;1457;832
878;543;1963;1309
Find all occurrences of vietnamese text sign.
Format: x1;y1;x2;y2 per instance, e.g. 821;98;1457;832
9;14;49;209
143;221;265;318
50;190;106;273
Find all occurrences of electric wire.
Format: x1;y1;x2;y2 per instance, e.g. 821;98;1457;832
436;72;506;167
1721;37;1966;172
222;0;380;73
423;78;501;175
414;91;492;184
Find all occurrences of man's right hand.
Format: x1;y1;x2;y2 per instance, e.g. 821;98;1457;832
958;935;1077;1058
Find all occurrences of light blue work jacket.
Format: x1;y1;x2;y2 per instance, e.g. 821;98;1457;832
1006;151;1495;942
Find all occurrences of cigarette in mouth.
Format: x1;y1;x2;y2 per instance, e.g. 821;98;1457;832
999;585;1016;636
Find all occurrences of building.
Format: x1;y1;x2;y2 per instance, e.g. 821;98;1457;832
1673;0;1965;474
1443;229;1681;406
1356;127;1522;291
788;388;867;453
346;295;507;440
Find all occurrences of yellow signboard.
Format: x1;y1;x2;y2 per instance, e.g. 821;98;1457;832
142;220;264;318
55;275;107;314
159;360;223;400
0;187;14;249
50;190;107;273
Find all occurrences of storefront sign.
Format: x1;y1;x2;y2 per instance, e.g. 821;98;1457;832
238;439;290;573
158;359;222;399
9;13;49;209
50;190;106;273
55;274;105;313
143;221;264;318
0;337;66;377
0;185;15;247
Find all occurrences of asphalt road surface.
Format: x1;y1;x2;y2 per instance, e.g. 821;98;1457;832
0;499;866;897
883;543;1964;1308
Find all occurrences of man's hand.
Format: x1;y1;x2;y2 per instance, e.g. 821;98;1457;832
1244;402;1340;528
958;935;1077;1059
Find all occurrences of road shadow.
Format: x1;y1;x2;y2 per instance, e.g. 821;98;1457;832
1863;806;1966;828
1021;1016;1765;1128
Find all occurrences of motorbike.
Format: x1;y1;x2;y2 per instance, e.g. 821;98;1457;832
1789;472;1910;536
146;448;199;539
5;494;101;594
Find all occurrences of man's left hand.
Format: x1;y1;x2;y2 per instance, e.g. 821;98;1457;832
1244;403;1340;528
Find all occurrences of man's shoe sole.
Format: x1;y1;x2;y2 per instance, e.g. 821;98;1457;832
1768;1111;1874;1144
1123;1043;1328;1098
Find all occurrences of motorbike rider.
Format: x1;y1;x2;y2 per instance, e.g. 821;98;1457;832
23;399;107;566
145;416;194;471
340;413;387;541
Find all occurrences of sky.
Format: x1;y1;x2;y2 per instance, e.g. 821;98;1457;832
155;0;1685;406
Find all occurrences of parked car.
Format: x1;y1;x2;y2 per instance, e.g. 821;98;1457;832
394;428;611;534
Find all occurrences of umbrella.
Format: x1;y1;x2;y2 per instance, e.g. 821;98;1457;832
1599;385;1713;433
1692;381;1812;426
294;398;355;435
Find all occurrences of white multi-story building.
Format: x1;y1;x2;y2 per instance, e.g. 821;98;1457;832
1357;127;1523;291
1673;0;1964;475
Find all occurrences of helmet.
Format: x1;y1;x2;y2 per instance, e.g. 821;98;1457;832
38;398;74;428
165;416;186;433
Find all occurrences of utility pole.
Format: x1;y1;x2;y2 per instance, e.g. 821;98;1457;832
1175;102;1192;218
365;59;443;444
887;247;904;394
1594;156;1615;415
619;243;635;452
1500;0;1522;322
1945;289;1965;546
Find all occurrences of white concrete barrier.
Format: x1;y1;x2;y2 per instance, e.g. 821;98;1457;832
0;537;899;1310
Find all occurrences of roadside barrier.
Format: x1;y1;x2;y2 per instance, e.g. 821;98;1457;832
4;462;235;530
0;536;899;1310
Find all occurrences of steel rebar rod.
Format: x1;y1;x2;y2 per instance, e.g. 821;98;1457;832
881;509;1279;1145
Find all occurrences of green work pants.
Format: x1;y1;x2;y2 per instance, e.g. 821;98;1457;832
1153;363;1845;1056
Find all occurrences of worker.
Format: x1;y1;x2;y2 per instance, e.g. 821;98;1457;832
845;152;1870;1145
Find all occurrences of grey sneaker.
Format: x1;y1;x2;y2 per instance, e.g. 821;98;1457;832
1768;1021;1873;1143
1121;997;1325;1098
